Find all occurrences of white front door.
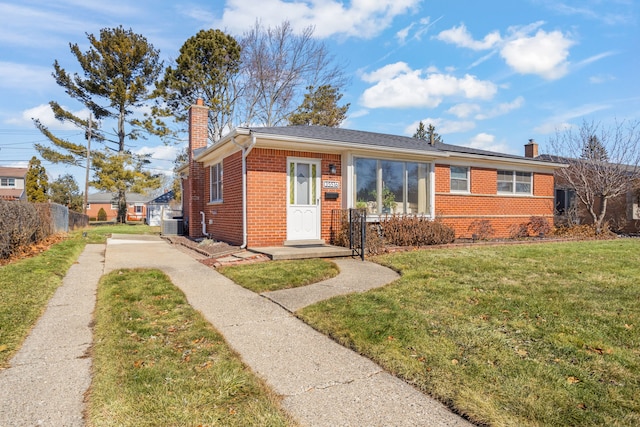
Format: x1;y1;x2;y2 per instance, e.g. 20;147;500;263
287;158;321;241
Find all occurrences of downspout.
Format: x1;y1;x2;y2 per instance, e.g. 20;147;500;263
232;132;257;248
200;211;209;237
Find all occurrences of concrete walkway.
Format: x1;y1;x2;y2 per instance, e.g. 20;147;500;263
1;235;471;426
0;245;104;427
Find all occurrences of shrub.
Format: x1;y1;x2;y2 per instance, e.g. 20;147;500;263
528;216;551;236
550;224;613;239
467;219;495;240
509;216;552;239
380;215;455;247
0;200;50;259
97;207;107;221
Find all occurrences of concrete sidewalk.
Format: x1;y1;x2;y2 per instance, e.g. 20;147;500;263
105;235;471;426
0;244;104;427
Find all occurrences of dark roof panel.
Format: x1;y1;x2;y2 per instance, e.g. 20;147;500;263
246;125;547;162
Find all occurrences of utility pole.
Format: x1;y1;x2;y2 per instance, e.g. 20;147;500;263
83;113;92;215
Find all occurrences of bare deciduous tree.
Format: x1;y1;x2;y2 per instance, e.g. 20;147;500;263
548;120;640;233
236;21;347;127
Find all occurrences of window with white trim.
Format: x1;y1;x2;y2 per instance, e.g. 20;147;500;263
450;166;469;192
497;170;532;194
134;204;143;214
110;202;118;210
209;163;223;202
1;178;16;187
354;158;430;215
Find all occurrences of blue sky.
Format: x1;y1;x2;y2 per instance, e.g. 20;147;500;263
1;0;638;189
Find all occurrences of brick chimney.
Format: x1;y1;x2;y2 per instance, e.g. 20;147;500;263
524;139;538;158
186;99;209;237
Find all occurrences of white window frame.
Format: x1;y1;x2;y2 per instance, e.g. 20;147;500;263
110;202;119;210
353;157;431;215
450;166;470;193
1;178;16;187
134;204;144;214
209;162;223;203
497;170;532;195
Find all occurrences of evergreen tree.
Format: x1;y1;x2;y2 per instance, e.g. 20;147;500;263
49;174;83;211
153;29;241;143
581;135;609;161
34;26;162;223
413;121;428;140
288;85;349;127
426;124;443;145
26;156;48;202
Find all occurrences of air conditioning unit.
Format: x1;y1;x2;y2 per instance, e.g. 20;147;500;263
162;219;184;235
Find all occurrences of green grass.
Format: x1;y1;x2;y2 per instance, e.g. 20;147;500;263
0;237;86;367
0;223;156;367
299;240;640;426
79;223;160;244
88;268;294;427
219;259;339;293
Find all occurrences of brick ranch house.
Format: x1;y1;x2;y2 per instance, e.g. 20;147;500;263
180;99;565;247
86;192;150;222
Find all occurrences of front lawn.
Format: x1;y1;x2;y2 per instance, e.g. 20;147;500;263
299;240;640;426
88;268;295;426
219;259;339;293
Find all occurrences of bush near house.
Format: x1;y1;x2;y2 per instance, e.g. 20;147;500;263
333;213;455;255
97;207;107;221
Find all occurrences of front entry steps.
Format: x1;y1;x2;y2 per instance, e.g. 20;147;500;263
250;244;354;261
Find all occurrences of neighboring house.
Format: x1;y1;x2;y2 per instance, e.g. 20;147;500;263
87;192;149;221
146;190;181;226
179;99;564;247
530;145;640;233
0;166;28;201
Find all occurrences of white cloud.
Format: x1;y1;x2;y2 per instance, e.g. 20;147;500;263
404;117;475;136
396;16;441;44
475;96;525;120
466;133;516;154
361;62;497;109
10;104;88;130
435;23;501;50
447;103;481;119
213;0;420;39
589;74;616;84
136;145;179;162
435;21;575;80
534;103;612;134
0;62;53;92
500;29;574;80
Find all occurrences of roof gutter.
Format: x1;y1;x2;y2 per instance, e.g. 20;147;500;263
232;132;257;249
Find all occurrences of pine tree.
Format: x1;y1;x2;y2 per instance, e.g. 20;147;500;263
153;29;241;143
34;26;162;223
581;135;609;161
288;85;349;127
413;121;428;140
26;156;48;202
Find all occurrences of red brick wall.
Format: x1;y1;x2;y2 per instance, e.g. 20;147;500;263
202;152;244;245
186;100;209;237
435;164;555;238
245;148;342;247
